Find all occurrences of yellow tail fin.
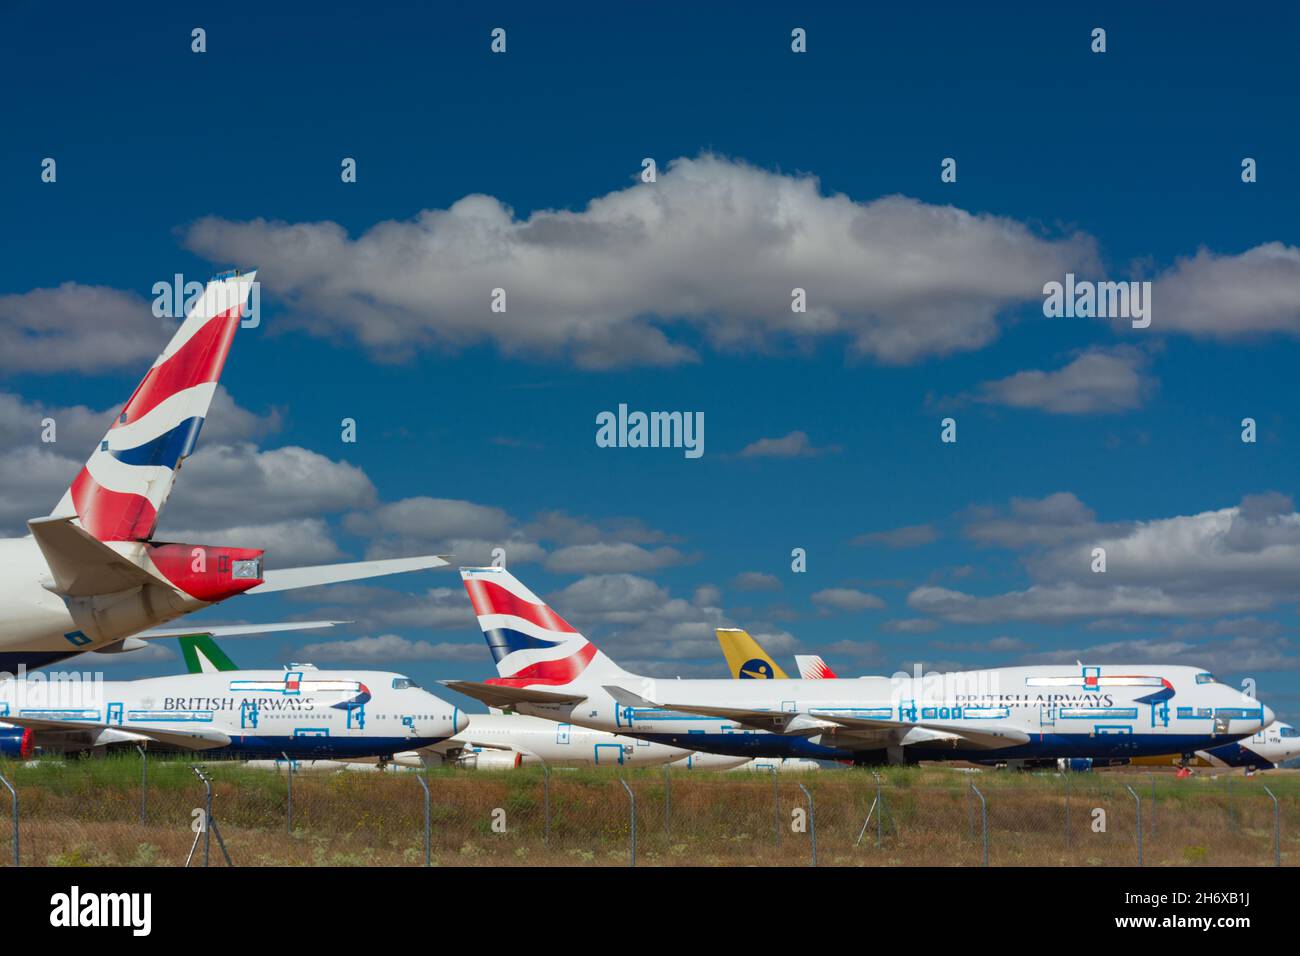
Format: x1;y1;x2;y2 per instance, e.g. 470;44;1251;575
716;627;789;679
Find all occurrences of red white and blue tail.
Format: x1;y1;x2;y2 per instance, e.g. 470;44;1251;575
50;270;257;542
460;567;631;687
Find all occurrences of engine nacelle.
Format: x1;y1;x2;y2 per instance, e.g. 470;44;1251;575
0;727;34;759
1057;757;1094;772
460;750;524;770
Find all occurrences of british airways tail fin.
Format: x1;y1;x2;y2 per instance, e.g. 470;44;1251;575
459;567;632;687
51;270;257;542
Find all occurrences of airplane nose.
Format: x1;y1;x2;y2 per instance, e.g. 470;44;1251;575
453;707;470;734
1262;704;1276;726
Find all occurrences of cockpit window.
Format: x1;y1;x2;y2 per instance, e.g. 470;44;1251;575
1281;726;1298;738
1195;673;1217;684
392;677;419;690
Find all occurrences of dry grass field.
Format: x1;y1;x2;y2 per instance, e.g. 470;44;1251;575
0;757;1295;867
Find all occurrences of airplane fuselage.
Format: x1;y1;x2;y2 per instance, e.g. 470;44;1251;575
0;668;466;760
503;665;1271;765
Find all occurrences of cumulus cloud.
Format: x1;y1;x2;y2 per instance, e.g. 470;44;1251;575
543;542;693;574
852;523;938;548
182;154;1097;368
1149;242;1300;336
970;347;1152;414
0;390;283;534
739;430;841;458
916;492;1300;623
296;633;484;663
811;588;886;612
159;443;376;530
159;518;344;568
731;571;782;591
0;283;160;373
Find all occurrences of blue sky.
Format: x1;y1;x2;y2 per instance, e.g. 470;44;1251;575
3;3;1299;717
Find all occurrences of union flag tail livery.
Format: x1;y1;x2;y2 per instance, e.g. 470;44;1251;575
460;567;630;687
51;271;257;542
0;267;448;670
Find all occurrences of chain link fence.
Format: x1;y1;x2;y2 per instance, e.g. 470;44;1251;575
0;757;1296;867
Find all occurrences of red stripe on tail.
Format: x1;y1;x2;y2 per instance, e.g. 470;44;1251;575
464;578;578;634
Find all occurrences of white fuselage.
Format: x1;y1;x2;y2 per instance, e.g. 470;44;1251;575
0;536;202;668
417;712;690;768
0;668;467;759
504;665;1273;765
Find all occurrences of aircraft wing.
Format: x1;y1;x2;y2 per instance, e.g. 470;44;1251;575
0;715;231;751
603;687;1027;750
442;680;587;708
134;620;348;639
810;712;1030;750
246;555;449;594
27;515;161;596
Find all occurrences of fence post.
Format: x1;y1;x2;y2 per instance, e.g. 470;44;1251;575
619;778;637;867
0;771;16;867
970;783;988;867
1148;773;1156;840
542;764;551;847
1125;784;1143;867
1264;786;1281;867
662;764;671;835
1063;770;1071;853
797;783;817;867
875;771;883;847
282;752;294;833
414;771;431;867
136;745;147;825
199;768;212;867
771;767;780;845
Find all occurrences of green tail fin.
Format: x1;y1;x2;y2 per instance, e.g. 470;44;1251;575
178;634;239;673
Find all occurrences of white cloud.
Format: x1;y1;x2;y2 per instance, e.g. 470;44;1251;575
1149;242;1300;336
916;492;1300;623
811;588;886;612
852;523;938;548
0;283;159;373
159;518;343;568
543;542;692;574
183;154;1097;368
296;633;484;663
731;571;782;591
970;347;1152;414
158;443;376;530
739;430;841;458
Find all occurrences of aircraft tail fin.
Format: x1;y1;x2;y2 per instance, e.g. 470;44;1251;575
795;654;838;679
715;627;789;679
50;270;257;542
459;567;632;687
178;634;240;673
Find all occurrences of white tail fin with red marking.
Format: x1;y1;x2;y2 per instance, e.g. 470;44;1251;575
795;654;838;679
50;270;257;541
460;567;632;687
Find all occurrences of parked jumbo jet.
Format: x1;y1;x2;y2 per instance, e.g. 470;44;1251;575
0;270;445;671
446;568;1273;765
178;635;691;769
0;657;467;761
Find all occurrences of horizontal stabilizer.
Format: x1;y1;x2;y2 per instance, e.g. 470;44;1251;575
247;555;449;594
134;620;348;639
27;515;160;596
441;680;586;708
0;715;231;751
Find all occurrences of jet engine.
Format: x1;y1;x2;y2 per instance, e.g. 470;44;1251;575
0;727;34;759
